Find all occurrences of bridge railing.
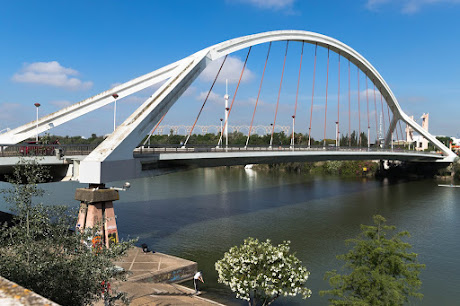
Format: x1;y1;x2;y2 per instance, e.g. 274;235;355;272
0;144;99;157
0;143;444;158
133;144;444;156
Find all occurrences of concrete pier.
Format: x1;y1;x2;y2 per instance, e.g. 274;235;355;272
75;185;119;248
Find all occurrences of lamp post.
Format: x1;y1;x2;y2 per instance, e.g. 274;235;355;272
224;79;229;149
34;103;41;142
291;115;295;149
368;125;370;149
269;123;274;148
335;121;339;147
219;118;223;147
391;132;394;151
112;94;119;132
225;107;229;148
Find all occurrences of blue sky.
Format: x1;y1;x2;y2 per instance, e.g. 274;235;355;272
1;0;459;139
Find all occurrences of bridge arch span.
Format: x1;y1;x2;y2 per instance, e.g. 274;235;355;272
73;31;460;182
0;30;453;183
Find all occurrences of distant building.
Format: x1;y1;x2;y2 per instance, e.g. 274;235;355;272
451;137;460;145
406;113;429;151
449;137;460;153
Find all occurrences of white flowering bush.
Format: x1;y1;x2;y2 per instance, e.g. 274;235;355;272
215;237;311;305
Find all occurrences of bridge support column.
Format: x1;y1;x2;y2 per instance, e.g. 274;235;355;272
75;184;119;248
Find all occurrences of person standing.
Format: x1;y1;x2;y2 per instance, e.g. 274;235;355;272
193;271;204;294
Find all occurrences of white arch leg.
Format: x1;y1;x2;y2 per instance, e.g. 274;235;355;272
400;113;455;159
384;115;399;147
79;51;210;183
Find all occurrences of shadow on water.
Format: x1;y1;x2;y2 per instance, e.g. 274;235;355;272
115;172;385;244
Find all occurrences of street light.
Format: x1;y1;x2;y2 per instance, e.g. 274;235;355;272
34;103;41;142
335;121;339;147
110;182;131;191
291;115;295;149
368;125;370;149
224;79;229;149
218;118;223;148
112;94;119;132
269;123;274;148
225;108;229;148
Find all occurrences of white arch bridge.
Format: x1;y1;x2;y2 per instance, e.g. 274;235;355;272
0;30;455;183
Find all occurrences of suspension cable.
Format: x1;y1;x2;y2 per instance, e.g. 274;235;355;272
348;59;351;146
373;81;378;143
270;41;289;147
398;121;404;144
323;46;329;147
246;43;271;148
218;47;252;147
357;67;361;146
291;41;304;148
184;55;228;147
380;87;386;144
337;52;340;146
308;43;317;148
366;76;370;147
143;112;167;146
386;102;392;146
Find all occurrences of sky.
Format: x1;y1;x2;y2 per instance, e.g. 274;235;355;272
1;0;459;140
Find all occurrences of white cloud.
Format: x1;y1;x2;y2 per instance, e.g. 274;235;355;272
244;97;267;107
0;103;23;123
183;86;197;97
366;0;460;14
399;96;427;104
230;0;296;10
200;56;254;84
196;91;222;104
123;95;146;104
358;88;382;100
110;82;122;89
50;100;72;109
12;61;93;90
366;0;392;10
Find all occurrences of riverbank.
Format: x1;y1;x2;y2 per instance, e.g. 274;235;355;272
252;160;379;177
106;247;224;306
249;159;455;179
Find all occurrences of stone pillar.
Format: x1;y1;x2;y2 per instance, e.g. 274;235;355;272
75;184;120;248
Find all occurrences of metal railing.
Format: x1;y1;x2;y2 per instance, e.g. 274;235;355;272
0;144;99;157
133;144;444;156
0;143;444;158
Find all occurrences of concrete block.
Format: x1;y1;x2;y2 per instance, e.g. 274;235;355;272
75;188;119;203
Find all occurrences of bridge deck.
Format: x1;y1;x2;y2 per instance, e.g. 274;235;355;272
0;144;447;183
134;146;444;169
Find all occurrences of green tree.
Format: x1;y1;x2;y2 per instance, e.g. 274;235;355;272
0;159;135;306
320;215;425;305
436;136;451;147
215;237;311;306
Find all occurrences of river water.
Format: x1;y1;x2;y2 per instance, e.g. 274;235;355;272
0;167;459;305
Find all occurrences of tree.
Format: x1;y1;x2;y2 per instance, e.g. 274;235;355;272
320;215;425;305
436;136;451;147
0;159;135;306
215;237;311;306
